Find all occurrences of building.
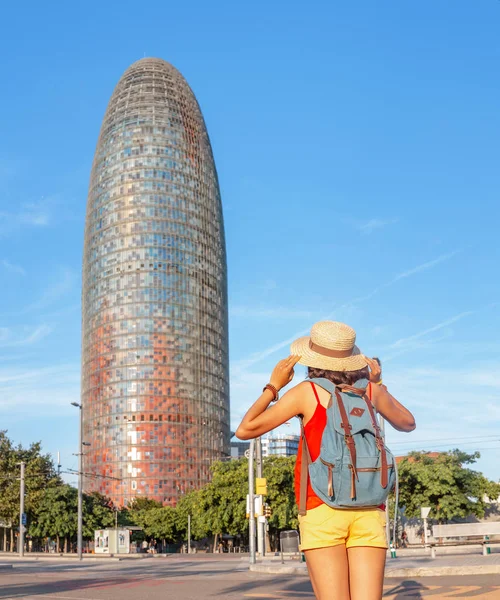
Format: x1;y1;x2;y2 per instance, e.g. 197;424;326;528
262;434;300;457
230;440;250;459
81;58;229;507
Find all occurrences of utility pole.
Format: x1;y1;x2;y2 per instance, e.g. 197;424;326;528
248;438;256;565
115;508;119;555
19;462;25;558
71;402;84;560
379;418;391;547
187;514;191;554
256;437;264;557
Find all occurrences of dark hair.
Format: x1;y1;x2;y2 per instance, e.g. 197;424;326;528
308;366;370;387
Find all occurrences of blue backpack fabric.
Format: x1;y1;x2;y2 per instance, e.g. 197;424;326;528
299;377;396;515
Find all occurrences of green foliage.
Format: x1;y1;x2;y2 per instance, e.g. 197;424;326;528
263;456;298;532
30;487;115;540
127;497;163;530
142;506;177;540
175;490;207;540
196;459;249;537
83;492;115;536
30;484;78;539
397;450;500;522
0;430;62;529
7;426;500;548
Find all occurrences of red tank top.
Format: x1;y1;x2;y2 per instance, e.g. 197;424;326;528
294;383;327;510
294;382;380;510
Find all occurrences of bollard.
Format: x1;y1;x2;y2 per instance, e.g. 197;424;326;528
301;552;306;563
484;536;491;556
389;542;397;559
430;545;436;559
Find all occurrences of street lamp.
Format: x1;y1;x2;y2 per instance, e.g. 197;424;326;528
71;401;84;560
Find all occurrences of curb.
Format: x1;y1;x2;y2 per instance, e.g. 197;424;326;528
250;564;308;575
249;563;500;578
385;565;500;578
1;557;122;562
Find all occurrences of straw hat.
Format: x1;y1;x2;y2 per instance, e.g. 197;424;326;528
290;321;367;372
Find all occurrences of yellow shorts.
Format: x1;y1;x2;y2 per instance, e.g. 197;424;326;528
298;504;388;551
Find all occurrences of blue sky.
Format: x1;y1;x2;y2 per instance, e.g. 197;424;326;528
0;0;499;484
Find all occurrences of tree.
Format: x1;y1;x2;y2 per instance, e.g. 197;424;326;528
175;490;207;540
0;431;61;552
177;457;299;549
197;460;249;542
397;450;500;522
30;484;78;552
143;506;177;541
83;492;115;537
263;455;298;546
127;497;163;530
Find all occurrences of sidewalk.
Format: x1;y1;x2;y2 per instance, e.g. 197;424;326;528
250;550;500;578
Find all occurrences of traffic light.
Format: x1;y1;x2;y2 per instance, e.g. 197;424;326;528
256;477;267;496
264;504;272;518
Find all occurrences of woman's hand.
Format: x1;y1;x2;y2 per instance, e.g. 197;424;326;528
269;355;301;391
363;355;382;384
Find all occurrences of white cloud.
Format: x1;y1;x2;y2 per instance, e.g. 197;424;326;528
1;259;26;276
0;324;52;348
2;267;77;317
18;203;50;226
233;250;461;370
353;218;399;234
0;363;80;413
0;195;67;237
230;306;313;319
389;311;475;350
27;267;76;312
390;250;461;284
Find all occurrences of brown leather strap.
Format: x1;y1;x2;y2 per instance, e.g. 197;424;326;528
335;389;358;499
361;394;389;489
299;419;312;516
337;383;366;397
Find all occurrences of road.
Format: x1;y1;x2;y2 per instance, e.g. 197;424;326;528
0;555;499;599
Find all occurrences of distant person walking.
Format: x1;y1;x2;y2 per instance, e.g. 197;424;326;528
236;321;415;600
401;530;408;548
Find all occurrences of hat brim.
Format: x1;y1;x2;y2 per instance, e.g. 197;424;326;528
290;336;368;372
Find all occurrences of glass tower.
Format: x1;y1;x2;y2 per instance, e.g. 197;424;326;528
81;58;229;506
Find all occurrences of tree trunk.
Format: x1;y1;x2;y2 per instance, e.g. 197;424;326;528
10;528;14;553
212;533;218;554
56;535;60;554
64;537;68;554
2;527;5;552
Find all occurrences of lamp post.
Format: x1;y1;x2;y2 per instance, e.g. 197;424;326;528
71;401;85;560
18;462;25;557
256;437;265;557
248;439;256;565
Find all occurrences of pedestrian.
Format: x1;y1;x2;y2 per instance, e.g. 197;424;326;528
401;530;408;549
236;321;415;600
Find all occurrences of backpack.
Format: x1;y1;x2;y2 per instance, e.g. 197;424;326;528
299;377;396;516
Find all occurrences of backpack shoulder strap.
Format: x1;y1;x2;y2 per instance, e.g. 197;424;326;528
299;418;312;516
334;388;358;499
308;377;336;395
339;383;389;489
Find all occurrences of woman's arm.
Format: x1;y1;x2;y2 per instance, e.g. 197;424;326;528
235;356;303;440
371;384;416;432
364;356;416;433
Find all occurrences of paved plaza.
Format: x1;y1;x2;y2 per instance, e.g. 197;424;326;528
1;555;500;599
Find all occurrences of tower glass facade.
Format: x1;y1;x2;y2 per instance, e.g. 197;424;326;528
82;58;229;506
